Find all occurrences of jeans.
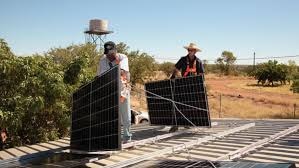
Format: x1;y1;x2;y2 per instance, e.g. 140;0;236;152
120;92;132;141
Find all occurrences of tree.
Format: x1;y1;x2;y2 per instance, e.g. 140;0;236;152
128;51;157;85
158;62;175;77
0;39;14;59
286;60;298;84
0;39;158;149
202;60;209;74
0;39;100;147
216;51;236;75
290;72;299;93
47;43;101;87
116;42;157;85
253;60;288;86
116;42;129;55
63;58;85;85
47;43;100;73
0;53;71;146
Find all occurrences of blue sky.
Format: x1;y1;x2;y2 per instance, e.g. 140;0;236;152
1;0;299;64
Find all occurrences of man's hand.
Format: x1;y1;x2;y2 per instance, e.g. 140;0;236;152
170;74;176;79
170;68;180;79
120;96;126;103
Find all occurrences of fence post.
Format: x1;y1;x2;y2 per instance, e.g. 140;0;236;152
294;104;297;119
219;93;222;118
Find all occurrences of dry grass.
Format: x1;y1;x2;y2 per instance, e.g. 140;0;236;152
205;73;251;80
130;72;299;119
206;74;299;119
223;80;299;106
131;84;148;112
227;80;295;95
208;95;297;119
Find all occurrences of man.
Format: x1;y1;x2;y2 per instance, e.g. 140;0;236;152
97;41;132;142
169;43;204;132
171;43;204;79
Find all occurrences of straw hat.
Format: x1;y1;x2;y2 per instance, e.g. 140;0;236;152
184;43;201;52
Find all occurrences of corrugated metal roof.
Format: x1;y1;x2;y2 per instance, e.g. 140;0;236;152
0;119;298;168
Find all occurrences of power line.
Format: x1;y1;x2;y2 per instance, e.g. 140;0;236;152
237;55;299;61
154;55;299;62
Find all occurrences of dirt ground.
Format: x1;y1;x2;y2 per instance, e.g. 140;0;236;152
206;74;298;119
131;73;299;119
205;75;299;106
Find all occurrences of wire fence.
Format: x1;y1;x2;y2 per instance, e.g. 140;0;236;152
130;81;299;120
209;91;298;119
140;55;299;119
154;54;299;64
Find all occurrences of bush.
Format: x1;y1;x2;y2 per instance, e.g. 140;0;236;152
0;39;158;148
158;62;175;77
0;39;100;147
290;72;299;93
116;43;157;85
253;60;288;86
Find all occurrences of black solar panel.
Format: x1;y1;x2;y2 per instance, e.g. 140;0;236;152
145;75;211;126
71;66;121;152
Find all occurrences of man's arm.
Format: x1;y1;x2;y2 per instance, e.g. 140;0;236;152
170;68;180;79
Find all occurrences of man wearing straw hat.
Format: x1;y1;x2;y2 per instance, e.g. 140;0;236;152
170;43;204;79
169;42;205;132
97;41;132;142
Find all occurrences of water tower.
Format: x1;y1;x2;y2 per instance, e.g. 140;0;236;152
84;19;113;47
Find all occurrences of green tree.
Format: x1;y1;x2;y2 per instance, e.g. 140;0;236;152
216;51;236;75
290;72;299;93
253;60;288;86
0;53;71;146
158;62;175;77
0;39;159;149
47;43;101;87
116;42;129;55
47;43;100;72
116;42;157;85
202;59;209;74
0;39;100;147
128;51;157;85
286;60;298;84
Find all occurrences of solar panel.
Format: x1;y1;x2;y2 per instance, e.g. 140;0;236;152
145;75;211;127
132;160;296;168
70;66;121;152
